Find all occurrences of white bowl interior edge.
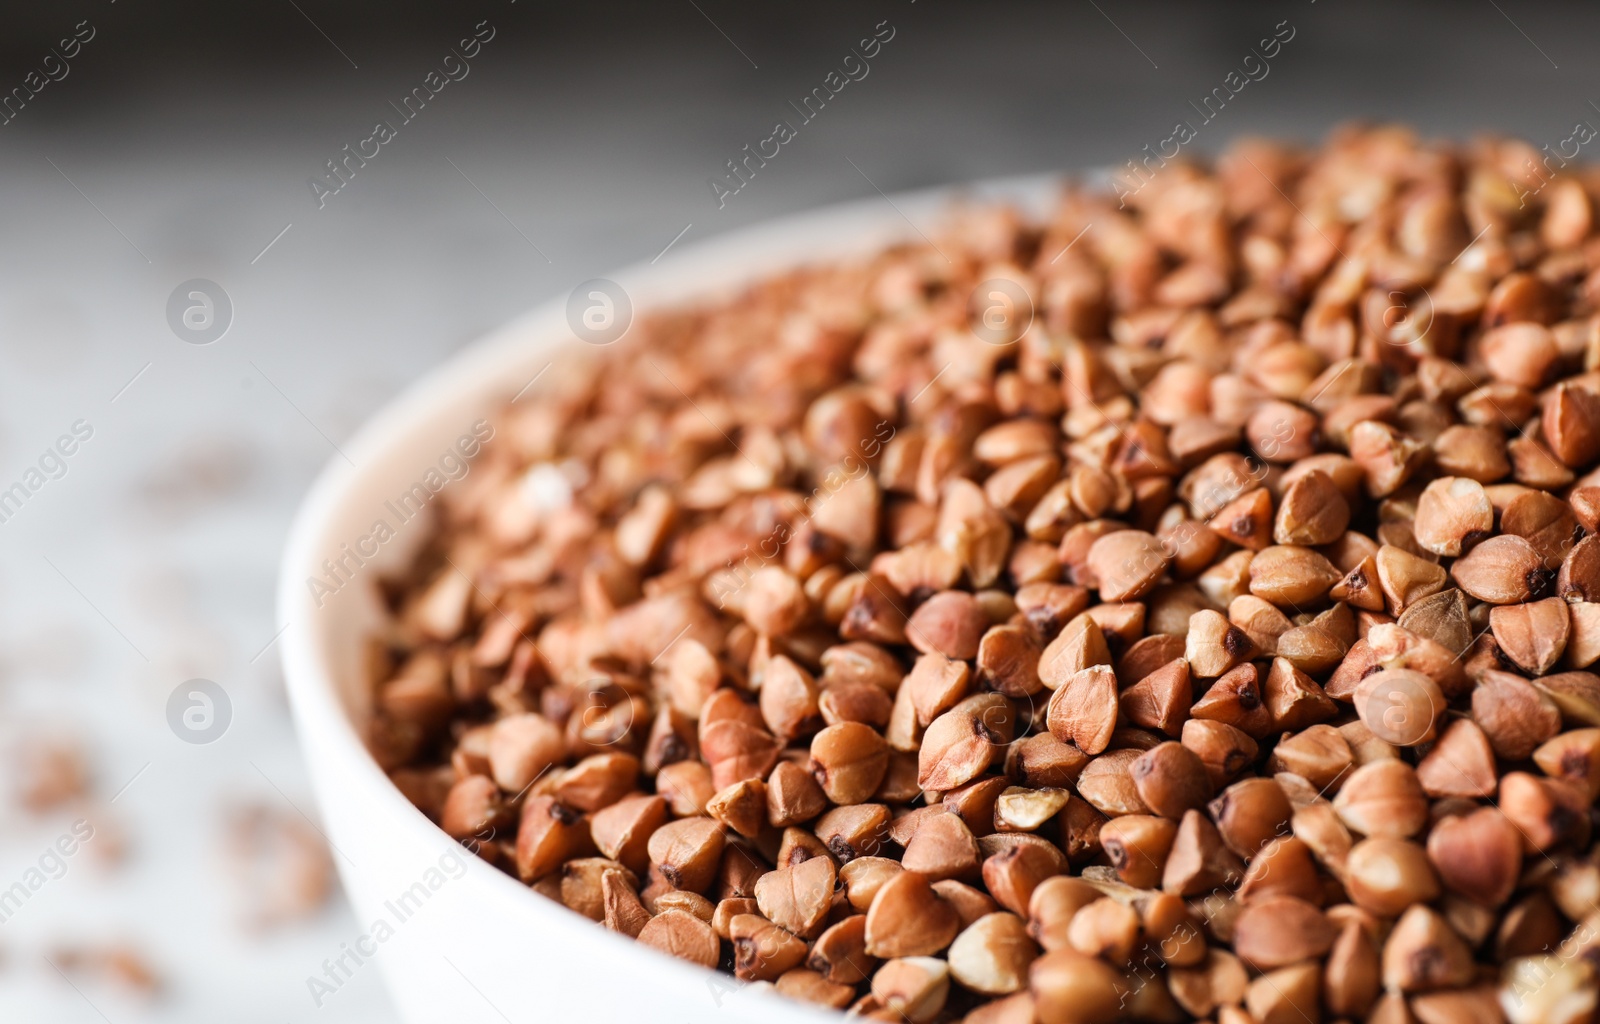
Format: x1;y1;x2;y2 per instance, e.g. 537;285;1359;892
277;172;1065;1023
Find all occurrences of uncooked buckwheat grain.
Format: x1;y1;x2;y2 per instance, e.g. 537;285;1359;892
373;125;1600;1022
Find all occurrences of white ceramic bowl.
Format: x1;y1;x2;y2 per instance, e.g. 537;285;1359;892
278;173;1062;1023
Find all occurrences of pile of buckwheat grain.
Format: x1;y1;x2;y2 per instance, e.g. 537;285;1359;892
372;125;1600;1024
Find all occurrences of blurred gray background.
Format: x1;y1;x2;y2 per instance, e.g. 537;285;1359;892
0;0;1591;1019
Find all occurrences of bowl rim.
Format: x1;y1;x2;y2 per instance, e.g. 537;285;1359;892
275;169;1068;1014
